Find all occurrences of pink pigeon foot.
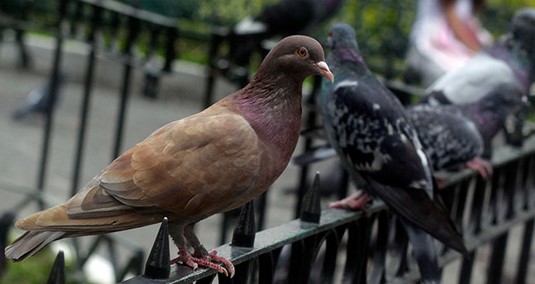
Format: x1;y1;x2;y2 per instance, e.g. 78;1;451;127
466;157;493;179
435;176;448;188
171;247;234;277
329;191;373;213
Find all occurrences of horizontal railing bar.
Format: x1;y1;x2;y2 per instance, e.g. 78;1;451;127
464;210;535;250
78;0;178;28
122;201;387;283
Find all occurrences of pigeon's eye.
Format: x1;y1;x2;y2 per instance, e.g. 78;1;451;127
296;47;309;58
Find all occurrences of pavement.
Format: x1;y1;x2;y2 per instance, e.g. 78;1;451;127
0;34;533;284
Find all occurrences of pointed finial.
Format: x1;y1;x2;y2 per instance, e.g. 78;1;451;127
47;251;65;284
144;217;170;279
231;201;256;248
300;172;322;224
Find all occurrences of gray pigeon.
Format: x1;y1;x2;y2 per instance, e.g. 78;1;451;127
319;23;466;283
11;73;66;121
409;83;528;176
408;105;487;176
231;0;345;66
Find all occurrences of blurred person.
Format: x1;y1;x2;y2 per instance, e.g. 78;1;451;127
405;0;493;86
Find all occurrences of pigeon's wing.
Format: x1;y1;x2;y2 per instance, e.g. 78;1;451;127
97;109;263;217
408;107;483;171
17;109;264;232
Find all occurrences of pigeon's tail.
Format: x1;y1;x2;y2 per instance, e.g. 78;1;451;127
369;181;467;254
400;218;441;284
4;230;65;261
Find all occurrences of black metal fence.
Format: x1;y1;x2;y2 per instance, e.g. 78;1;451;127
38;135;535;283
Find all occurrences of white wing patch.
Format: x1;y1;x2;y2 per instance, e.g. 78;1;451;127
335;80;359;91
353;149;392;172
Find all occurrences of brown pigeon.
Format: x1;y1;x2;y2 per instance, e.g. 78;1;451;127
4;35;334;277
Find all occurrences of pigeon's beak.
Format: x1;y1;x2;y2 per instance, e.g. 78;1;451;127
316;61;334;82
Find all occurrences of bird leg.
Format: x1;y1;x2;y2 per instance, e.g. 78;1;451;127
168;223;233;277
329;190;373;213
184;224;235;278
466;157;493;179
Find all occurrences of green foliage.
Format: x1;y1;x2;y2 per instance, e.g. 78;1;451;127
197;0;277;24
1;249;56;284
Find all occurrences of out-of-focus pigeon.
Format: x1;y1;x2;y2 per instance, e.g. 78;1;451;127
231;0;344;66
11;73;66;120
318;23;466;283
4;36;334;277
409;83;527;175
238;0;344;36
422;8;535;106
407;105;489;177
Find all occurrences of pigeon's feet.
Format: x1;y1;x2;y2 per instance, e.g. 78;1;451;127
171;248;235;278
466;157;493;179
329;191;372;214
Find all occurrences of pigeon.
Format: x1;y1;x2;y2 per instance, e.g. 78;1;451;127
421;8;535;106
11;73;66;120
318;23;466;282
241;0;344;37
409;83;527;175
407;105;489;178
231;0;344;66
407;105;488;176
4;35;334;277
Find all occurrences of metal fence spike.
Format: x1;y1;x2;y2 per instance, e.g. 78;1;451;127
300;172;322;224
0;212;15;276
144;217;170;279
47;251;65;284
231;201;256;247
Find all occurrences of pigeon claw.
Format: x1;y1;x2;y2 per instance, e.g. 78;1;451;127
207;250;235;278
171;249;235;278
329;191;372;215
466;157;493;179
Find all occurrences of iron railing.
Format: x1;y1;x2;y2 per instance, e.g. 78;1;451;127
38;134;535;283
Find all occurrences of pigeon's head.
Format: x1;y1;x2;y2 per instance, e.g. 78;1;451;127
327;23;360;52
260;35;334;83
511;8;535;57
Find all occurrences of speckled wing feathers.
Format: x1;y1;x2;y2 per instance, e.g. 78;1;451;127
408;106;484;171
328;79;430;191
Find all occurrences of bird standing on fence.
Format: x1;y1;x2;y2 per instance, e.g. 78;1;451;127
407;104;488;177
318;23;466;282
408;83;528;177
4;35;334;277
